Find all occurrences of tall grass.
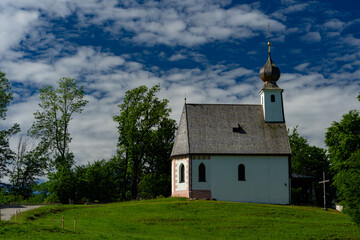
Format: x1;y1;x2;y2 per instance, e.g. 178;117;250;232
1;198;359;239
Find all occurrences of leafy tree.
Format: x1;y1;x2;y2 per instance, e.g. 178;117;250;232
288;127;330;205
138;172;170;199
29;77;88;203
73;156;124;202
0;71;20;181
113;85;176;200
325;105;360;225
10;136;47;198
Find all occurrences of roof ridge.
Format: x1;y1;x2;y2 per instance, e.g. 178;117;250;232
185;103;262;106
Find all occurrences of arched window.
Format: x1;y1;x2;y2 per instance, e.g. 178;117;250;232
238;164;245;181
271;94;275;102
179;164;185;183
199;163;206;182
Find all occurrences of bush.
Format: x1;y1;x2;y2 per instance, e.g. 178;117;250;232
44;193;60;204
138;173;170;200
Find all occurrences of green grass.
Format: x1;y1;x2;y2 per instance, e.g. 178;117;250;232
1;198;359;239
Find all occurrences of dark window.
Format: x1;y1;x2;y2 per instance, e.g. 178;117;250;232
199;163;206;182
179;164;185;183
238;164;245;181
271;94;275;102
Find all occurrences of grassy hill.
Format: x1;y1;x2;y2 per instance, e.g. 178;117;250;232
1;198;359;239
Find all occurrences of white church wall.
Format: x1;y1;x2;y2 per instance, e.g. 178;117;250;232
261;89;284;122
210;155;289;204
191;158;211;190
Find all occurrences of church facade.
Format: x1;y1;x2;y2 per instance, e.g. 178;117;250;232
170;42;291;204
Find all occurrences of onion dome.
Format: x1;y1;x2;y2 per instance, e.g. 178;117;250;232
259;42;280;84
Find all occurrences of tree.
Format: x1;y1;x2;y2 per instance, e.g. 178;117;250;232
29;77;88;203
288;127;330;205
73;157;123;202
325;105;360;225
0;71;20;181
113;85;176;200
9;136;47;198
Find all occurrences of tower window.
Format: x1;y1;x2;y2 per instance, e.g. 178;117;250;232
199;163;206;182
238;164;245;181
179;164;185;183
271;95;275;102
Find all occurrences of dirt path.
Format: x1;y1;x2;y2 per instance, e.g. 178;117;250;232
0;205;43;221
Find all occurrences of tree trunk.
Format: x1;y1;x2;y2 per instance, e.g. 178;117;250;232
121;151;128;201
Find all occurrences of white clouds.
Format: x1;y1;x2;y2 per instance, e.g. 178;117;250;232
300;32;322;42
272;3;309;21
73;1;286;46
2;47;126;88
323;19;345;31
0;8;39;54
284;83;359;148
342;36;360;48
294;63;310;72
169;53;187;61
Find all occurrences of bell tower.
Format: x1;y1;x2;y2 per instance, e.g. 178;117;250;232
259;41;285;123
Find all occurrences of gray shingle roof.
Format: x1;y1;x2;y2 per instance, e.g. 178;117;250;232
171;104;291;157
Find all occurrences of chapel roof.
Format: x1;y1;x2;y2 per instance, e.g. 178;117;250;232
170;104;291;157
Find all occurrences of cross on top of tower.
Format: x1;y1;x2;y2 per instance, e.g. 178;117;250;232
259;24;281;85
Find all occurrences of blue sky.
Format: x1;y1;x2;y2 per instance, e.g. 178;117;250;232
1;0;359;166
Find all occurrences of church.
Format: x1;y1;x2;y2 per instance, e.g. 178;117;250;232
170;42;292;204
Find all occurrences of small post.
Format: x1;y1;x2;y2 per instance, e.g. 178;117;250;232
15;210;17;221
62;215;64;229
74;217;77;232
319;171;330;210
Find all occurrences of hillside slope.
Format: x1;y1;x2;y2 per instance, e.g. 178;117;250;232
1;198;359;239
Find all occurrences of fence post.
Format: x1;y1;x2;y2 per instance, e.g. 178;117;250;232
74;217;77;232
62;215;64;229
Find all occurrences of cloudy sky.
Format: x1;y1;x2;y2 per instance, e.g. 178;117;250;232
1;0;359;167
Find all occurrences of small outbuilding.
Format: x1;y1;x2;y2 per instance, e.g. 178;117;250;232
170;42;292;204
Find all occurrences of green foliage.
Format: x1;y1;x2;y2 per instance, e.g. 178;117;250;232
289;126;329;178
28;77;88;203
0;71;13;120
10;137;47;198
0;71;20;180
0;187;45;204
138;173;171;199
47;154;76;203
44;193;60;204
113;85;176;200
0;124;20;179
28;77;88;164
325;108;360;226
73;157;124;202
288;127;330;205
1;199;359;239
